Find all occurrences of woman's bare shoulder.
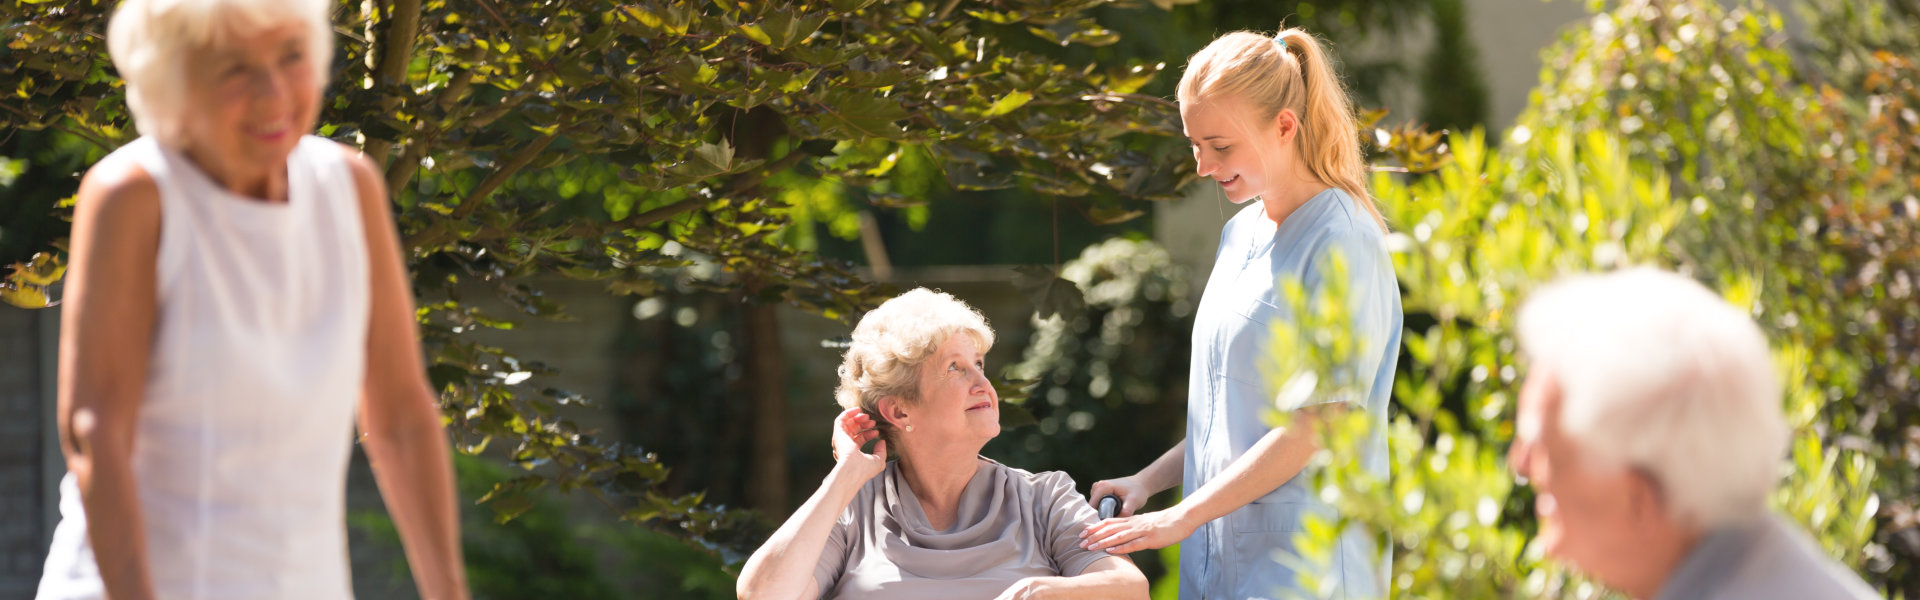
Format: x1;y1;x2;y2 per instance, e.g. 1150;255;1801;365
75;154;161;225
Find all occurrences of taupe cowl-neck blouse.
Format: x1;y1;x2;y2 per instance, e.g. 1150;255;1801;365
810;458;1115;599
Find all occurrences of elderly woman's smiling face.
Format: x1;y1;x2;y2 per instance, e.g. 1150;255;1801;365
905;333;1001;447
183;21;320;178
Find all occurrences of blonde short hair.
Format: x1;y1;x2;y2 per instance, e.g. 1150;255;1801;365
1518;268;1788;529
107;0;334;147
835;288;995;444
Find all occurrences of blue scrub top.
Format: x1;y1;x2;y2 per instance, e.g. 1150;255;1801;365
1180;189;1400;600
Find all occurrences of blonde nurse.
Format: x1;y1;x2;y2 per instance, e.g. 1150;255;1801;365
1080;29;1401;599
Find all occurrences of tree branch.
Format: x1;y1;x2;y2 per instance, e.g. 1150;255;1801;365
553;148;812;241
0;103;115;151
1077;92;1180;110
731;147;813;196
384;68;476;193
400;132;559;250
363;0;424;167
565;197;705;239
451;131;560;220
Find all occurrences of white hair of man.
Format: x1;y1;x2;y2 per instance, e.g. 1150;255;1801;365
1517;267;1789;530
834;288;995;443
107;0;334;147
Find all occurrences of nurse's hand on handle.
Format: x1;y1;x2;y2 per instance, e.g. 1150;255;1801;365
1081;439;1191;554
831;407;888;480
1088;476;1152;518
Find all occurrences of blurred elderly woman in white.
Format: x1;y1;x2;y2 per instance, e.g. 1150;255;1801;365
1508;268;1876;600
37;0;468;598
737;288;1148;600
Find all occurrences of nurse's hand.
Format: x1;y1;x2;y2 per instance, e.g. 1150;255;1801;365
1078;507;1197;554
831;407;887;481
1088;476;1152;517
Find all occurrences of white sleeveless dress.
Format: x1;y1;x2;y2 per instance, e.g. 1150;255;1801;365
38;136;370;600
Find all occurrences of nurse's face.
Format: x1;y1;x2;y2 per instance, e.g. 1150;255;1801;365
1179;94;1299;205
898;334;1000;450
1509;367;1664;588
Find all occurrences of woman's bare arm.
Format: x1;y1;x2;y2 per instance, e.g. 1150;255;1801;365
994;556;1149;600
345;145;470;600
58;160;163;600
738;408;888;600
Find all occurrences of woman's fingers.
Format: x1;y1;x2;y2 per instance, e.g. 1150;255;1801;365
1078;518;1103;540
1087;481;1113;505
1083;522;1141;552
1079;517;1126;541
835;408;862;438
1109;538;1150;554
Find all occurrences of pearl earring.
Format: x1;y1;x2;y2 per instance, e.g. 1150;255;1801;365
906;425;914;432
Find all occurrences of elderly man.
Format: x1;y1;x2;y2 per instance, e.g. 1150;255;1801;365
1507;268;1877;600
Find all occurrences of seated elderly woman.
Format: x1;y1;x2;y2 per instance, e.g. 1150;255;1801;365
737;289;1148;600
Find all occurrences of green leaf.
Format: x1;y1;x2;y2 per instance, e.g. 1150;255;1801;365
737;23;773;45
0;284;49;308
1104;61;1161;95
997;401;1039;429
756;10;828;49
964;9;1027;25
1010;265;1086;320
486;493;536;524
842;55;910;88
1086;205;1146;225
991;377;1038;405
812;89;910;140
866;192;926;208
982;90;1033;118
622;4;694;36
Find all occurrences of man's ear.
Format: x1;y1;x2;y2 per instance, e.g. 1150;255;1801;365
1626;467;1667;524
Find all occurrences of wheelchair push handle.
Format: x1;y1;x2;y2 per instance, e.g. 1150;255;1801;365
1097;495;1121;520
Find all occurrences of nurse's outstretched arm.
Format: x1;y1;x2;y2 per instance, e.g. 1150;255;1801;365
1079;408;1326;554
1088;439;1185;517
738;408;885;600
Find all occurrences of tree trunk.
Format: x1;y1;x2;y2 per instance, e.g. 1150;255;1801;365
725;106;794;515
741;297;789;514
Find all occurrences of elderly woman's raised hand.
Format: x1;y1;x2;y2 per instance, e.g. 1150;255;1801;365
831;407;888;480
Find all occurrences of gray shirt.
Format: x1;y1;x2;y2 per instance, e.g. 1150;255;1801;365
1655;514;1880;600
810;458;1114;599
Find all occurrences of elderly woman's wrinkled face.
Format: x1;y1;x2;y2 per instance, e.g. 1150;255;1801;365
1509;368;1652;586
906;333;1000;448
183;21;320;180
